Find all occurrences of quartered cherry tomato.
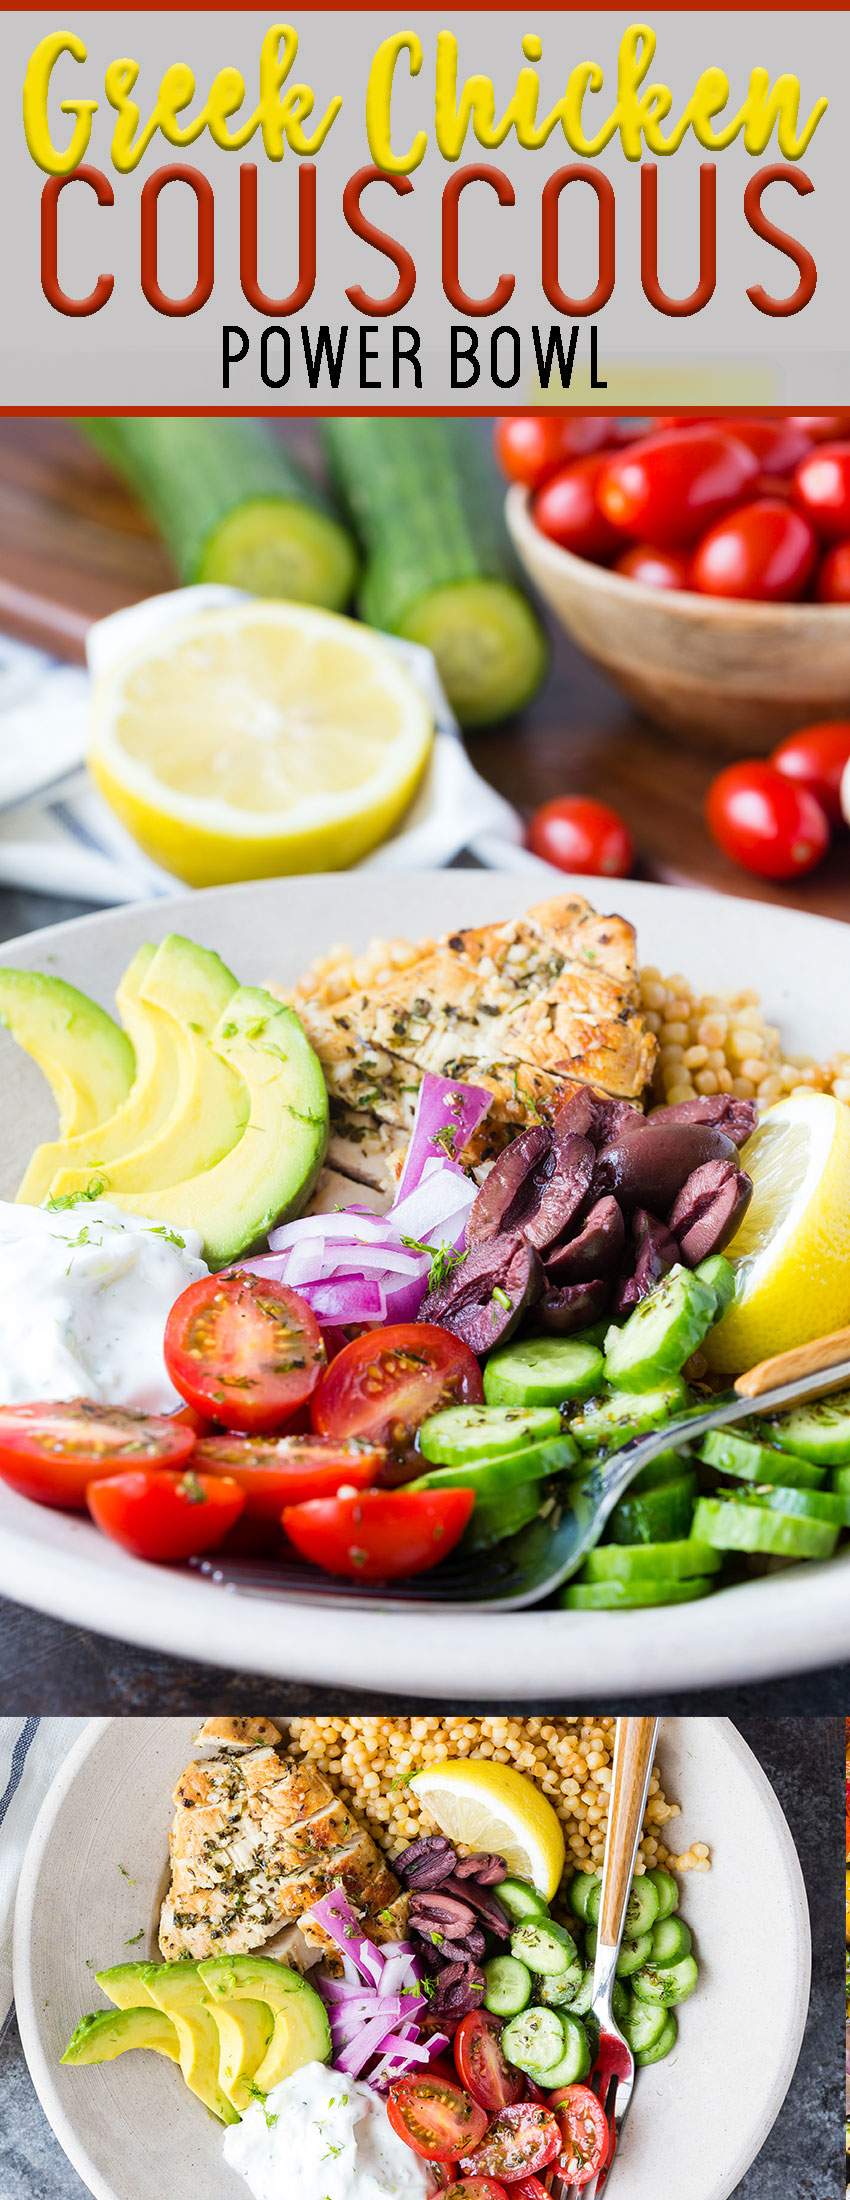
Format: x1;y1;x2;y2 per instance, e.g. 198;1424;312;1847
458;2105;562;2182
690;498;817;602
87;1466;245;1561
527;796;634;879
310;1323;483;1459
613;543;691;591
164;1272;325;1434
815;541;850;603
281;1486;475;1580
387;2075;488;2162
454;2010;524;2113
532;455;622;559
597;426;759;548
192;1432;386;1522
494;414;612;490
549;2085;609;2189
771;720;850;823
0;1399;195;1510
705;760;830;879
793;442;850;539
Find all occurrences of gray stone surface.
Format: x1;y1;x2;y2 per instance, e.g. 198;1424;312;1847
0;1718;842;2199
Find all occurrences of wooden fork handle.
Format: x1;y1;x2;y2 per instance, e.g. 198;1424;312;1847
598;1717;659;1951
735;1325;850;1399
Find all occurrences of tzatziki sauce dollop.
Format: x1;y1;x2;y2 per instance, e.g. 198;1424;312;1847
222;2060;432;2200
0;1199;207;1411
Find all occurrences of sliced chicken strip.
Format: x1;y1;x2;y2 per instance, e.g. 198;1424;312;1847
194;1718;282;1750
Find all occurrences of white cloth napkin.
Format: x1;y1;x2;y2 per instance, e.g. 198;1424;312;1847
0;1717;87;2036
0;589;550;906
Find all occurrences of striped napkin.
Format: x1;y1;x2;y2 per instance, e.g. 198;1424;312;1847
0;1717;87;2036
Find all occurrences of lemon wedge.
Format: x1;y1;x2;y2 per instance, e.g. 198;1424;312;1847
408;1761;566;1899
88;601;434;887
704;1091;850;1373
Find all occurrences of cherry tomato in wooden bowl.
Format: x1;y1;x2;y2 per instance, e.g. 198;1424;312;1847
723;416;813;478
0;1399;195;1510
527;797;634;879
786;413;850;442
705;760;830;878
815;541;850;603
494;415;612;490
454;2010;524;2112
458;2105;562;2182
792;443;850;540
387;2075;488;2161
771;720;850;823
87;1465;245;1561
192;1432;386;1522
532;455;622;560
690;498;818;603
310;1322;483;1459
597;426;759;548
281;1485;475;1580
548;2085;610;2189
164;1272;325;1433
613;543;691;591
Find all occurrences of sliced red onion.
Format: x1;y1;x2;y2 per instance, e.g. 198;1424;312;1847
308;1890;386;1979
335;2012;400;2076
396;1073;492;1199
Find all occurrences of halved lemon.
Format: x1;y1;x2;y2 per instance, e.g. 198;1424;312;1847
408;1760;566;1899
88;601;434;887
704;1091;850;1373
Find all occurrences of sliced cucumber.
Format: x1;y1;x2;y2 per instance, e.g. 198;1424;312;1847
562;1966;593;2017
510;1918;577;1977
460;1481;543;1551
693;1254;735;1312
620;1995;668;2054
562;1576;716;1611
606;1473;697;1547
410;1432;577;1498
538;1961;585;2007
692;1494;839;1562
632;1954;698;2007
636;2010;678;2065
740;1482;850;1529
585;1924;653;1976
582;1538;722;1584
699;1428;825;1489
649;1916;692;1967
758;1388;850;1466
501;2006;566;2078
494;1877;550;1926
534;2013;591;2088
603;1268;717;1392
630;1446;694;1493
646;1869;679;1921
571;1381;690;1453
419;1403;562;1465
483;1955;533;2017
483;1336;604;1408
566;1872;599;1923
586;1874;659;1937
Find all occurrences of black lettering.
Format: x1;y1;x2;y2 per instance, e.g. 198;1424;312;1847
531;324;579;391
491;324;520;389
301;323;348;389
359;323;381;389
451;323;479;389
590;325;607;388
392;324;421;388
222;324;249;388
261;326;291;388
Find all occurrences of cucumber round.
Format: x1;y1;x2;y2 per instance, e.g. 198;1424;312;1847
632;1954;698;2007
538;1961;585;2007
562;1966;593;2017
410;1432;577;1498
483;1955;533;2017
484;1335;604;1408
606;1473;697;1547
561;1576;716;1611
419;1403;562;1465
630;1447;694;1493
585;1924;653;1977
571;1381;690;1454
692;1494;839;1562
510;1918;577;1977
603;1268;718;1392
758;1389;850;1465
636;2010;678;2065
501;2005;565;2078
535;2014;591;2088
740;1482;850;1529
699;1428;825;1489
494;1877;550;1926
459;1480;543;1552
582;1538;722;1585
620;1995;668;2054
692;1253;735;1312
566;1872;600;1923
649;1916;692;1967
646;1869;679;1921
586;1874;659;1937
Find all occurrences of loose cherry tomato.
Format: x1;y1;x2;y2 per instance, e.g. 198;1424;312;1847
527;796;634;879
281;1486;474;1580
771;720;850;824
310;1322;483;1459
164;1272;325;1434
192;1432;386;1521
705;761;830;879
387;2075;488;2162
815;541;850;604
597;426;759;548
690;498;817;602
458;2105;561;2182
454;2011;524;2113
494;414;612;490
721;416;813;478
613;543;691;591
532;455;622;560
444;2183;511;2200
549;2085;609;2189
0;1400;195;1511
87;1466;245;1561
793;442;850;539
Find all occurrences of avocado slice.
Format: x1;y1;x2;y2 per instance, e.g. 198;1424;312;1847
191;1963;274;2112
61;2005;181;2066
0;969;135;1143
48;936;247;1201
198;1954;331;2092
96;1959;162;2009
139;1961;239;2125
17;945;182;1204
113;989;329;1264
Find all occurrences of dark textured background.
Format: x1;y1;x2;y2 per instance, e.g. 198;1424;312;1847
0;1716;842;2200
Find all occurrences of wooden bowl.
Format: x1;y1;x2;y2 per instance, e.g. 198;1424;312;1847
506;483;850;754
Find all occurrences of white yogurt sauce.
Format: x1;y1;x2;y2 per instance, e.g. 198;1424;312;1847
0;1199;208;1411
222;2061;432;2200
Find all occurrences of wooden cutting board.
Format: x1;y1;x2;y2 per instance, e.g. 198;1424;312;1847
0;416;847;920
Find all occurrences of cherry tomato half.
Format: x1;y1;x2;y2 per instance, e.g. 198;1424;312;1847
310;1323;483;1459
613;543;691;591
164;1272;325;1434
597;427;759;548
532;455;622;560
690;498;817;603
494;414;612;490
793;442;850;540
815;541;850;604
705;761;830;879
192;1432;385;1522
444;2183;510;2200
454;2011;524;2113
458;2105;562;2182
527;797;634;879
87;1466;245;1561
507;2182;552;2200
387;2076;488;2162
549;2085;609;2189
0;1400;195;1511
281;1486;475;1580
771;720;850;824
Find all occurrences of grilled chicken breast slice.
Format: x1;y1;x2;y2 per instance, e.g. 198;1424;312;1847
194;1718;282;1751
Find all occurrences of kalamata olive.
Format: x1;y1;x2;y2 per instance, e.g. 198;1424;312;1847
524;1133;595;1251
595;1121;738;1215
440;1876;512;1937
649;1092;757;1147
466;1127;550;1246
538;1277;611;1335
452;1853;508;1885
408;1892;478;1937
434;1961;485;2014
421;1232;544;1354
396;1835;457;1886
553;1087;646;1147
669;1159;753;1264
614;1209;679;1311
446;1927;488;1961
545;1195;625;1282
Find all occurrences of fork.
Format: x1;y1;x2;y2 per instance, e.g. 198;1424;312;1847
553;1716;659;2200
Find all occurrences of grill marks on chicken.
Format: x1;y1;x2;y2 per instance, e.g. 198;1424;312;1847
160;1742;406;1966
